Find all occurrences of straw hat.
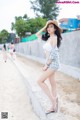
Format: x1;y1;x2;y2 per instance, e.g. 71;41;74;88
45;19;63;33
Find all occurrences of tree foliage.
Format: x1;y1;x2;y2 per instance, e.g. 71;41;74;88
11;15;47;38
26;17;47;33
30;0;59;19
0;29;9;43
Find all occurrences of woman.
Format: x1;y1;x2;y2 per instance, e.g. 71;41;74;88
2;44;7;62
36;20;62;114
9;42;15;59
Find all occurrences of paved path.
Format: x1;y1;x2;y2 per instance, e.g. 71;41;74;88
0;52;39;120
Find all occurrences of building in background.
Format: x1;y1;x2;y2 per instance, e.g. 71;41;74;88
7;33;16;43
14;37;20;43
59;16;80;32
7;33;20;43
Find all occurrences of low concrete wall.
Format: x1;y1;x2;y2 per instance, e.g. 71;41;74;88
59;30;80;68
15;30;80;69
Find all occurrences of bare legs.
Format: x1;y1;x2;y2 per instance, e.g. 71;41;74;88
49;74;58;111
3;52;7;62
37;68;57;111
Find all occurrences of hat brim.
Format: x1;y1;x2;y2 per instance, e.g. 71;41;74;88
45;21;63;33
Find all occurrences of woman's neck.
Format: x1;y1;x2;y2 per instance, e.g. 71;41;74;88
49;33;55;37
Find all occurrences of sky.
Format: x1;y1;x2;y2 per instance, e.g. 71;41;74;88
0;0;80;32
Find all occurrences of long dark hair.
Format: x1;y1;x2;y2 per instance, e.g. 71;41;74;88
42;23;62;48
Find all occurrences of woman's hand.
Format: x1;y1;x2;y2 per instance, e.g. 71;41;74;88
42;64;48;71
36;20;52;38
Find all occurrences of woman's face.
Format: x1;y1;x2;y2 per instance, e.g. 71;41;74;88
47;23;55;34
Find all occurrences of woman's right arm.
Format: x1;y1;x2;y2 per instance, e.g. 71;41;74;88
36;20;52;39
35;27;46;39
